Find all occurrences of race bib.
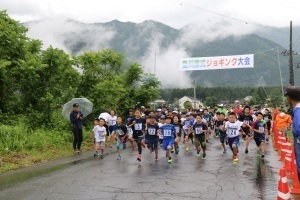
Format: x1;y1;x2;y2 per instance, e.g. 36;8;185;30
244;120;250;125
175;126;180;133
164;130;172;137
259;127;265;132
117;129;124;136
195;127;202;134
135;123;142;130
148;128;156;135
228;128;238;137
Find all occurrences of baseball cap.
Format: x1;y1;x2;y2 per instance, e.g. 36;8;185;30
186;112;190;116
172;110;178;114
285;86;300;101
160;115;166;119
73;103;79;107
157;108;162;112
141;106;145;109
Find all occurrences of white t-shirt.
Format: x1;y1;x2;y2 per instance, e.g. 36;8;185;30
108;115;117;126
225;121;243;138
93;125;106;142
99;112;110;122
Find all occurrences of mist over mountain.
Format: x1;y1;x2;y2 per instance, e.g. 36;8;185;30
24;18;300;88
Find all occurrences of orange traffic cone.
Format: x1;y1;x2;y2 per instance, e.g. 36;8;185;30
277;167;291;200
287;147;295;179
279;142;287;161
283;153;292;172
278;136;287;158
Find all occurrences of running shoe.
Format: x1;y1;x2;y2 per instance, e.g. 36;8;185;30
94;152;99;157
196;152;200;157
109;145;113;148
223;149;227;154
171;148;175;153
175;148;179;155
168;158;172;164
117;155;121;160
233;156;239;162
245;148;249;154
155;157;159;162
266;138;269;143
185;147;189;152
137;155;142;161
202;154;206;160
261;153;265;158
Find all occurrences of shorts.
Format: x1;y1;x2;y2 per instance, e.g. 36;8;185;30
146;138;159;150
183;129;189;137
195;134;206;150
220;134;226;143
95;141;105;149
116;139;126;150
254;133;265;147
266;123;271;131
133;132;143;140
163;138;174;151
228;136;239;151
108;125;117;134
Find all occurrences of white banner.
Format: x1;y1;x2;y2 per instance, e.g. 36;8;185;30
179;54;254;71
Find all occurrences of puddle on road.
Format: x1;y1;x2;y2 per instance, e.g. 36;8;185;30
251;156;277;200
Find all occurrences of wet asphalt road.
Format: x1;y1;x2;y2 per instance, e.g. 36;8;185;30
0;137;284;200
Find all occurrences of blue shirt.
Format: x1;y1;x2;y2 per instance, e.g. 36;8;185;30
70;111;83;129
293;105;300;139
161;124;176;139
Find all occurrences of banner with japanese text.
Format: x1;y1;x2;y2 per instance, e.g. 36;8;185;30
179;54;254;71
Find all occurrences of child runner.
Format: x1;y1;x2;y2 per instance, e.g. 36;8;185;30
145;115;160;162
238;106;253;154
115;116;128;160
224;112;243;163
193;115;208;159
129;109;146;161
108;110;117;148
202;109;212;142
172;115;182;154
161;116;176;164
184;113;194;152
215;113;227;153
126;109;135;150
90;118;106;157
263;109;272;142
158;116;166;147
214;112;221;138
252;112;267;158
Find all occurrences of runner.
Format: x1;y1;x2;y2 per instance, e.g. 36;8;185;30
202;109;212;142
115;116;128;160
172;115;182;155
128;109;146;161
145;115;160;162
238;106;253;154
107;110;117;148
224;112;243;163
213;112;221;138
160;116;176;164
252;112;266;158
184;113;193;152
192;115;208;159
126;109;135;150
215;113;227;154
90;118;106;157
158;115;166;147
263;109;272;142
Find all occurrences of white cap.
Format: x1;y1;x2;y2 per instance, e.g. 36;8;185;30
141;106;145;109
172;111;178;114
157;108;162;112
200;109;203;112
219;104;224;107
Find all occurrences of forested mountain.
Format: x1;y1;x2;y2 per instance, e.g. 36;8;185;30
24;19;300;87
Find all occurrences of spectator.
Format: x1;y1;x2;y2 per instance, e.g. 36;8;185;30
285;86;300;181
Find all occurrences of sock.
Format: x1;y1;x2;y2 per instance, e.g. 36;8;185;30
169;157;171;160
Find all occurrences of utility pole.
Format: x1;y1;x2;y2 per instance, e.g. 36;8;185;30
290;21;295;86
193;80;196;109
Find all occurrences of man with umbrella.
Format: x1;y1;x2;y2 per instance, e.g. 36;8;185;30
70;103;83;153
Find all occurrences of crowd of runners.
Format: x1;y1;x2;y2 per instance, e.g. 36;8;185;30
88;103;292;164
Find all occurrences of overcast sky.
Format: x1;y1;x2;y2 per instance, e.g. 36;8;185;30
2;0;300;29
